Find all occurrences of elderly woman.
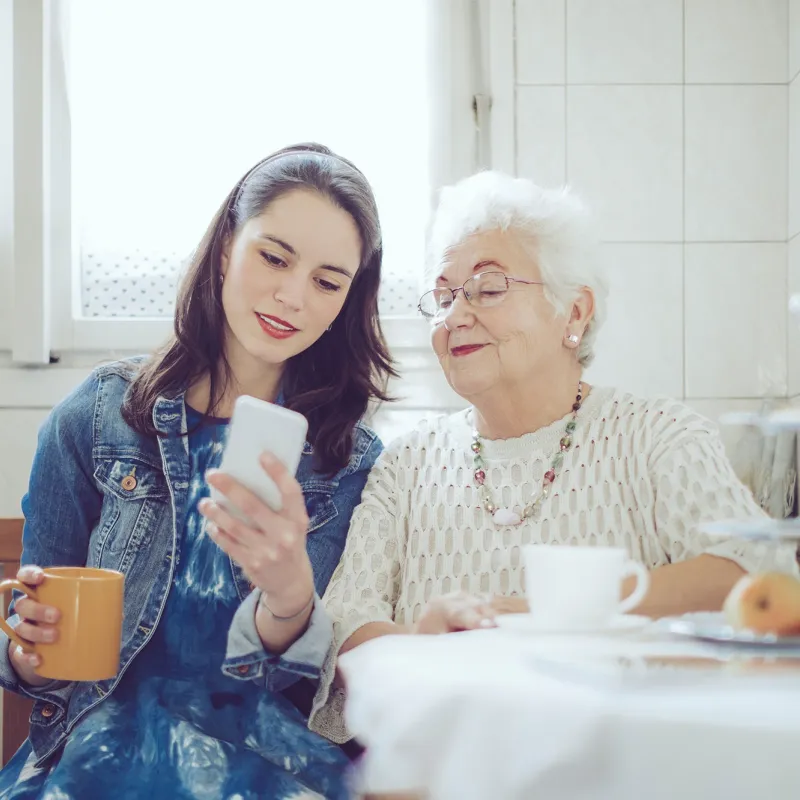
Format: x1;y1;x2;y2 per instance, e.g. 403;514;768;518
308;171;799;741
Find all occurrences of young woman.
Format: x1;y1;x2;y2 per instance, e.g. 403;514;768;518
0;143;395;799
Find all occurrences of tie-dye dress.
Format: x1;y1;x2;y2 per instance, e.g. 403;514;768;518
0;409;352;800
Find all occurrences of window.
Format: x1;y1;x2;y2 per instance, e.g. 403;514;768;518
6;0;507;364
70;0;431;324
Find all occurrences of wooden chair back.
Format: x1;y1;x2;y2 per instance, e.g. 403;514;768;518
0;519;33;764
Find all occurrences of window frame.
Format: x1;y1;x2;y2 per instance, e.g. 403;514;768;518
3;0;513;374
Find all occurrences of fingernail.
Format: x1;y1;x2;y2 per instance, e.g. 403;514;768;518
260;452;275;466
45;609;59;624
480;618;496;628
43;629;56;642
282;532;294;546
205;470;220;484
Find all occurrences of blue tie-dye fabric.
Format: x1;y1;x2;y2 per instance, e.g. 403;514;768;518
0;409;351;800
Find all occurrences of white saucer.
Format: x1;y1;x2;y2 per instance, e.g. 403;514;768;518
661;611;800;647
495;613;651;636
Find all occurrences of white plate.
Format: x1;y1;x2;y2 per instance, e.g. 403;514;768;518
662;611;800;647
496;613;651;636
697;518;800;543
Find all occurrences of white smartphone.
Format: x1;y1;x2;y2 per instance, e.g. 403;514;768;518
210;395;309;521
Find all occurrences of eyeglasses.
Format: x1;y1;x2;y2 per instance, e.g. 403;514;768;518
417;271;543;322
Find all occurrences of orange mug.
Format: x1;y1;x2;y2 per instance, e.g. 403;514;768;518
0;567;124;681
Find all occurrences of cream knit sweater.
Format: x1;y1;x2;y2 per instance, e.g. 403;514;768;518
310;387;799;741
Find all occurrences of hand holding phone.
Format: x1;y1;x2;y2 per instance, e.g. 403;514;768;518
200;395;315;608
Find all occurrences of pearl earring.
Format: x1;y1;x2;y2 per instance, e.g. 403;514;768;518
566;334;580;345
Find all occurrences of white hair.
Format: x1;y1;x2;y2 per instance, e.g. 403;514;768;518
425;171;608;367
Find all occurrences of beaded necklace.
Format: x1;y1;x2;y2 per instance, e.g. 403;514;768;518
471;382;583;527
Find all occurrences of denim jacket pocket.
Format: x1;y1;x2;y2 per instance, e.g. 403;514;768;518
301;482;338;535
94;458;170;502
92;458;169;573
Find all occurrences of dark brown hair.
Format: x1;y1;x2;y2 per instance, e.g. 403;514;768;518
122;143;397;474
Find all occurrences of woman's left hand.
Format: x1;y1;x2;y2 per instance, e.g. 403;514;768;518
198;453;314;610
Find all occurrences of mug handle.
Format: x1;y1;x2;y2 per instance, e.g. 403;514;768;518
0;579;38;652
617;560;650;614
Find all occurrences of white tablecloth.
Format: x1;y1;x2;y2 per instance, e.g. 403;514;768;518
339;625;800;799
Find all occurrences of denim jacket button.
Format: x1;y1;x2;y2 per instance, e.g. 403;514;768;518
121;475;137;491
41;704;56;718
236;665;250;676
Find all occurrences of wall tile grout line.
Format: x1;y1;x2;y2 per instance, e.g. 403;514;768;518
682;0;687;399
786;0;791;397
786;0;793;397
564;0;569;183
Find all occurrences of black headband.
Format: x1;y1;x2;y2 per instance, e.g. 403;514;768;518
230;147;365;212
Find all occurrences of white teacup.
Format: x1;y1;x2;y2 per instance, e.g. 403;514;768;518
522;545;650;631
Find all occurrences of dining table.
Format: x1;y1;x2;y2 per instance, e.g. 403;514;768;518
340;614;800;800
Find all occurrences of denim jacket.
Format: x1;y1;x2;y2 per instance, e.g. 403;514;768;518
0;359;382;766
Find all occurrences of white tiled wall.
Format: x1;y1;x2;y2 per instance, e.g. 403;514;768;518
566;0;684;84
685;243;787;396
684;0;788;83
0;0;12;355
566;85;684;241
589;244;684;397
684;85;786;242
517;0;792;418
0;410;48;518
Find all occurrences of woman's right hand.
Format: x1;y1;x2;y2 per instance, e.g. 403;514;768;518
411;592;497;635
7;566;60;686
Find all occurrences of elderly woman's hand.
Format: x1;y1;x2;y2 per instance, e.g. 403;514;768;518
412;592;498;635
199;453;314;613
